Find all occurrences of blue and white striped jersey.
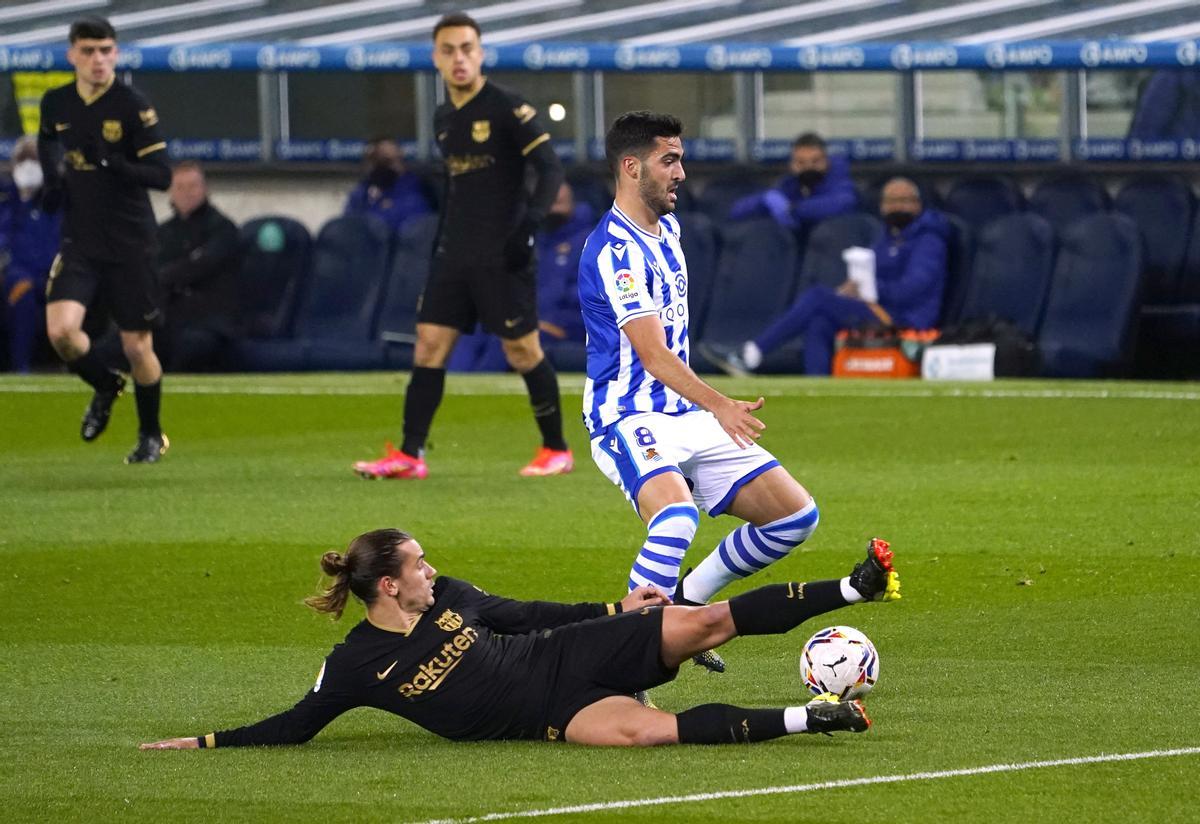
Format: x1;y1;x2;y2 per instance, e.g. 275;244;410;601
578;205;697;436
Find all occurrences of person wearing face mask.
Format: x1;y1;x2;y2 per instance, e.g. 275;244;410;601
155;161;240;372
728;132;857;230
343;138;435;235
704;177;948;376
1;136;62;372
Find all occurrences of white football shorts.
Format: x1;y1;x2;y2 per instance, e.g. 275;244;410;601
590;409;780;517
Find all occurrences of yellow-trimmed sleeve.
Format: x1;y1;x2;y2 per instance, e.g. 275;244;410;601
521;133;551;156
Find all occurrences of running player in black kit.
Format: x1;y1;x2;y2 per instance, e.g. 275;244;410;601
354;12;572;481
39;17;171;463
140;528;900;750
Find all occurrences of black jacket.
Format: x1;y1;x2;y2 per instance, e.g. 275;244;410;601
156;199;241;333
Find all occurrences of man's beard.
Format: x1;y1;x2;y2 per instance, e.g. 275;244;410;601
639;173;674;217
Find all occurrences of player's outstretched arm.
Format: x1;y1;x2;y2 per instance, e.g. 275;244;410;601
622;316;765;448
139;736;199;750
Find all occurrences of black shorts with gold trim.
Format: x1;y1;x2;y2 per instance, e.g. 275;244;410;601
418;254;538;340
46;244;162;332
534;606;679;742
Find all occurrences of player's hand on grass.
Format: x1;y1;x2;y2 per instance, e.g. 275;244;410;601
715;396;766;448
139;736;200;750
621;585;671;612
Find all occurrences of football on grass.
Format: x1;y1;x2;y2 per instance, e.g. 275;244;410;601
800;626;879;699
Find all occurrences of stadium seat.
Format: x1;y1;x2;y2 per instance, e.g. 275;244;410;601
957;213;1055;338
676;212;720;341
376;213;440;370
1037;214;1141;378
942;176;1023;231
236;216;311;340
798;212;883;290
1113;174;1195;304
699;218;803;373
938;214;975;327
237;214;392;371
1027;174;1110;234
697;173;768;221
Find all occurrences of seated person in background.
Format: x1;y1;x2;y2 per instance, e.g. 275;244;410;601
156;161;240;372
343;138;435;234
447;182;592;372
1128;70;1200;141
1;136;62;373
703;177;948;376
728;132;857;230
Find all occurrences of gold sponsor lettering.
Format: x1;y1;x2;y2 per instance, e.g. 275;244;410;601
102;119;122;143
398;626;479;698
435;609;463;632
445;154;494;176
471;119;491;142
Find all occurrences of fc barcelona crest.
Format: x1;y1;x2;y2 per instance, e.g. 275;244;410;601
102;119;123;143
435;609;463;632
471;119;490;142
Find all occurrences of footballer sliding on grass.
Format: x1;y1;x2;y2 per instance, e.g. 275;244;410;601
141;530;900;749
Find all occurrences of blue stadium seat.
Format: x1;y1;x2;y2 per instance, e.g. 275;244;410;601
957;213;1055;338
237;216;311;339
798;212;883;290
676;212;719;341
237;214;391;371
699;218;803;373
939;213;974;327
1027;174;1110;234
1114;174;1195;304
698;173;767;221
942;176;1023;231
1037;214;1141;377
376;213;440;370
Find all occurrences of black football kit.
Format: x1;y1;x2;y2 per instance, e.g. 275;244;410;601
419;80;564;339
201;577;676;746
38;78;170;330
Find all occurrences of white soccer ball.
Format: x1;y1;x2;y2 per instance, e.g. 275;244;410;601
800;626;879;700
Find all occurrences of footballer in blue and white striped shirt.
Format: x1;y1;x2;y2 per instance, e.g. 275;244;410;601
579;113;830;652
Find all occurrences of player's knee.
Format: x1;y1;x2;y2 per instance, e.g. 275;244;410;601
691;602;733;638
121;335;153;363
626;714;678;747
502;339;542;373
758;499;820;556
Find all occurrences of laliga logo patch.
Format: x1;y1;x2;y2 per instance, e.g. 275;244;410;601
614;270;635;293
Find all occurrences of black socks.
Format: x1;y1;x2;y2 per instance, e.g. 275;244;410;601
401;366;446;457
521;357;567;451
134;380;162;437
68;349;121;392
675;704;788;744
728;580;848;636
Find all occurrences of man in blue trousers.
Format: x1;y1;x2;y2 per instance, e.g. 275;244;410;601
703;177;948;376
727;132;857;231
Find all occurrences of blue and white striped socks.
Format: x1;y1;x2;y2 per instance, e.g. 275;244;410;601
628;502;700;598
681;500;820;604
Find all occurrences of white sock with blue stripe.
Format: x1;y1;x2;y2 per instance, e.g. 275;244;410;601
681;499;820;604
627;502;700;599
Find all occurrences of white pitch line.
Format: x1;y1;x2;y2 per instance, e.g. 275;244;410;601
1;383;1199;401
409;746;1200;824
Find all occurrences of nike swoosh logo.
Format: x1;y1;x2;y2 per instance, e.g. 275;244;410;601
56;123;71;131
504;317;523;328
376;660;398;680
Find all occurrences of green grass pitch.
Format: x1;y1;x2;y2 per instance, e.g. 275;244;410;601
1;373;1198;823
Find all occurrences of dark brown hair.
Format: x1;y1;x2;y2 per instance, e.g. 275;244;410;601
432;12;481;41
604;111;684;177
70;16;117;43
304;529;413;619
